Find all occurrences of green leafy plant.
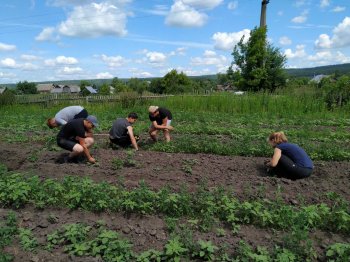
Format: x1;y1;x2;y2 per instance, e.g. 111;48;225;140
326;243;350;262
18;228;38;252
192;240;218;261
112;157;124;170
163;237;188;262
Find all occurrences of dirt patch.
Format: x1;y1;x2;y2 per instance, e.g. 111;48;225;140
1;140;350;260
1;141;349;205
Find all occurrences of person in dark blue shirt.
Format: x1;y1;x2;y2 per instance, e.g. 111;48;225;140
265;131;313;180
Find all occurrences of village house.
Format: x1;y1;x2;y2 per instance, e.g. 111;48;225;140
37;83;55;93
0;87;8;94
50;84;81;94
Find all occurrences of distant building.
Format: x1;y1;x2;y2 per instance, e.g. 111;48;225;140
216;84;235;92
37;83;54;93
310;74;328;84
85;86;98;94
0;87;8;94
50;84;81;94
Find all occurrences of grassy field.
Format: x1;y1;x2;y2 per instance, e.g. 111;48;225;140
1;90;350;261
1;90;350;160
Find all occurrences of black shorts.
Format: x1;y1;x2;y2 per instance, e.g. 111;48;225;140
57;137;78;151
74;109;88;119
110;136;131;147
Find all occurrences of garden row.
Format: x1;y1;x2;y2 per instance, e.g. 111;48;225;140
1;211;350;262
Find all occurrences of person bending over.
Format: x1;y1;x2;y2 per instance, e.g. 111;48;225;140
265;131;313;180
109;112;139;151
57;115;98;164
148;106;174;142
47;105;88;128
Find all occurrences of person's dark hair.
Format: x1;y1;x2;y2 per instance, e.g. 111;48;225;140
128;112;138;119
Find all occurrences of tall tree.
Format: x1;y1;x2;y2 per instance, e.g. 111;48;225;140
163;69;192;94
111;77;128;93
230;26;287;91
16;81;38;94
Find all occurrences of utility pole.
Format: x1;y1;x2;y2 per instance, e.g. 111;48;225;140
260;0;270;28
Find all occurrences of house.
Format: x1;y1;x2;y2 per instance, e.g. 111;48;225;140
37;83;54;93
50;84;64;94
50;84;81;94
85;86;98;94
0;87;8;94
216;84;235;92
69;85;81;93
310;74;328;84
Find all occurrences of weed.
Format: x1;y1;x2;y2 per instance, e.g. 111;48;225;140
18;228;38;252
112;157;124;170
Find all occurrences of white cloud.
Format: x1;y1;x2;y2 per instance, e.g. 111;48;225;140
21;55;41;61
137;71;153;78
58;66;83;74
227;1;238;11
295;0;310;7
44;56;78;66
101;54;126;67
284;45;307;59
307;51;350;65
35;27;59;42
165;1;207;27
190;50;229;68
146;51;167;63
96;72;113;79
320;0;330;8
21;63;39;71
143;5;168;16
182;0;223;10
0;43;16;51
315;17;350;49
56;56;79;64
279;36;292;46
331;6;346;13
315;34;332;48
0;71;16;79
0;58;17;68
58;2;129;38
291;10;308;24
212;29;250;51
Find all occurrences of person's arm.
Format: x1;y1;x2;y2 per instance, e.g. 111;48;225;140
76;136;95;163
55;118;67;126
267;148;282;167
152;119;174;130
127;126;138;151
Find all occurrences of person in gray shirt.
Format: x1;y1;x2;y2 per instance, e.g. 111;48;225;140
47;106;88;128
109;112;139;150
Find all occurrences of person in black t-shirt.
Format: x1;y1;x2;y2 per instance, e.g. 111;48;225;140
109;112;139;150
57;115;98;164
148;106;174;142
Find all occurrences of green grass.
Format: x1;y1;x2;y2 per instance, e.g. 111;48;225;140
1;92;349;160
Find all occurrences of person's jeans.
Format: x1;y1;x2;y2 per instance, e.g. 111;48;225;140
273;154;312;180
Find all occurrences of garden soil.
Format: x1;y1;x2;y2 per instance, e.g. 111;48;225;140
0;139;350;261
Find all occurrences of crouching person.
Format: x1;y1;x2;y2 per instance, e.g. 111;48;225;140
109;112;139;151
265;131;313;180
57;115;98;164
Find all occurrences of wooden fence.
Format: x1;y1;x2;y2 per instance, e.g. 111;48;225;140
15;94;175;105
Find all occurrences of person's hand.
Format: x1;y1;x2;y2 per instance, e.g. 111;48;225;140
166;126;174;131
88;157;96;164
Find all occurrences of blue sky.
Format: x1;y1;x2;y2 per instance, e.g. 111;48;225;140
0;0;349;84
